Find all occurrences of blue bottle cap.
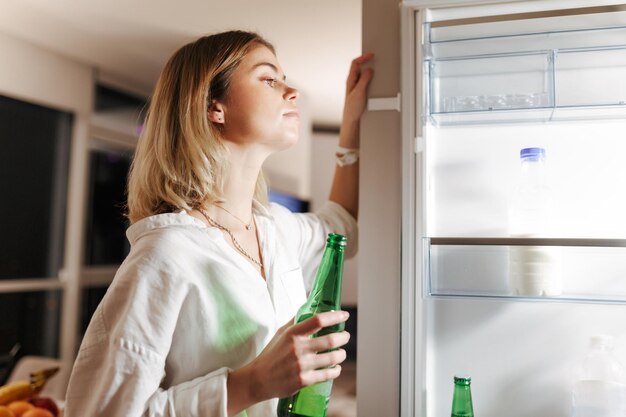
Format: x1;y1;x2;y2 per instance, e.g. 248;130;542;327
520;147;545;160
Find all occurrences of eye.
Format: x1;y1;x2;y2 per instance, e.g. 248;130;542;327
263;78;278;88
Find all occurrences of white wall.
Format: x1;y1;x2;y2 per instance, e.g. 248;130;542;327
0;31;93;114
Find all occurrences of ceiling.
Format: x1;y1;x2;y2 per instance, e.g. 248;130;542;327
0;0;362;126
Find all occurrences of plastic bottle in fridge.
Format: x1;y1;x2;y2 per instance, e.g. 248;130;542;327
572;335;626;417
507;147;561;296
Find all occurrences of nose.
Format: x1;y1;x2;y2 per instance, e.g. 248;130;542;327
285;85;299;102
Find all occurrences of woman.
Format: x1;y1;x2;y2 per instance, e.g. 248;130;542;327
65;30;373;417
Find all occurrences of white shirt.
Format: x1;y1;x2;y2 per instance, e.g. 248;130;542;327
65;201;357;417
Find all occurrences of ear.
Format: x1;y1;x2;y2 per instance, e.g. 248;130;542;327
208;100;226;124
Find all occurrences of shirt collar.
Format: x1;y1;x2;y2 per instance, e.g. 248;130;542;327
127;201;273;245
126;210;210;245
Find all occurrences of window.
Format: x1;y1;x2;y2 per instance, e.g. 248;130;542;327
84;149;133;266
0;95;71;371
0;95;72;279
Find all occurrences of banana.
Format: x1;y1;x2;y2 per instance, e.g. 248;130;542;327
0;380;32;405
0;366;60;405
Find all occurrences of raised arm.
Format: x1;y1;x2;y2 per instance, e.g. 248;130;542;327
328;53;374;220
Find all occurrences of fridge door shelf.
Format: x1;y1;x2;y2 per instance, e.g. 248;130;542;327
424;237;626;304
428;104;626;126
427;22;626;58
425;24;626;125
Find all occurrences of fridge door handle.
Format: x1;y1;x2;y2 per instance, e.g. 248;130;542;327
367;92;401;112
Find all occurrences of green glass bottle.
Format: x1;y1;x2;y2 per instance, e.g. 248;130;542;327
451;376;474;417
277;233;347;417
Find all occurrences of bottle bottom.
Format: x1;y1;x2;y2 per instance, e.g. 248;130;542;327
572;380;626;417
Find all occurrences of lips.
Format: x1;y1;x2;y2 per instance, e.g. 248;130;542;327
283;110;300;118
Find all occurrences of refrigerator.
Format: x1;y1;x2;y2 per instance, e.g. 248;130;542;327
396;1;626;416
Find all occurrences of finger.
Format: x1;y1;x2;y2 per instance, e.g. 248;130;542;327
290;311;350;337
352;52;375;65
359;67;374;86
346;53;375;89
349;67;374;96
347;64;374;95
309;349;347;370
307;331;350;353
302;364;343;386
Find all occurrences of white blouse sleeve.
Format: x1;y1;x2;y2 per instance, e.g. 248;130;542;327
65;258;231;417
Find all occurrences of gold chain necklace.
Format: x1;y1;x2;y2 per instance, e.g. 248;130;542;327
198;208;263;269
214;204;253;230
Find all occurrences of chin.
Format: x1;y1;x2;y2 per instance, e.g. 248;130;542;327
276;137;299;151
278;130;300;147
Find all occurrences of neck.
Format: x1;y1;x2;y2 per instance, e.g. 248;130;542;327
212;142;268;218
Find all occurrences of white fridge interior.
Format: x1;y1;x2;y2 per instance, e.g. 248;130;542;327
410;3;626;416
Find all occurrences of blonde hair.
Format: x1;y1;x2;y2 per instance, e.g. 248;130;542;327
127;31;274;223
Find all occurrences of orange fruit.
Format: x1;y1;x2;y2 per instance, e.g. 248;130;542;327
22;409;54;417
0;405;16;417
7;402;33;417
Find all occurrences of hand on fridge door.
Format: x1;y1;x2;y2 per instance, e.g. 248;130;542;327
329;52;374;220
342;52;375;129
226;311;350;415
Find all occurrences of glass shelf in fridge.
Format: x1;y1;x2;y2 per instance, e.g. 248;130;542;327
424;237;626;304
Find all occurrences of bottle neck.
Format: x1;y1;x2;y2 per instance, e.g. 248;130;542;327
520;158;546;184
306;245;345;312
451;384;474;416
591;344;612;353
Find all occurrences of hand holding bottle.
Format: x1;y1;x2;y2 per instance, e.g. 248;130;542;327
226;311;350;415
254;311;350;398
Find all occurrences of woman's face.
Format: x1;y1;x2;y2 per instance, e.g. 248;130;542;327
215;45;300;151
